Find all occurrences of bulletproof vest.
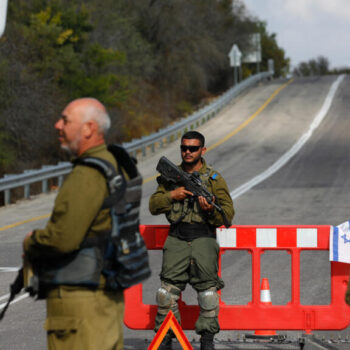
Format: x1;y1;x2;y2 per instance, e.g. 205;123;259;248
30;145;150;296
166;165;213;225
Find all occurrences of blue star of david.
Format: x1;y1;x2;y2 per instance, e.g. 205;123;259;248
341;233;350;244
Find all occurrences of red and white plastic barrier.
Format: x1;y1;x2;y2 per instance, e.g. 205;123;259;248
124;225;350;333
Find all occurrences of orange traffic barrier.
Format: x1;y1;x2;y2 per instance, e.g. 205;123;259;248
254;278;277;337
125;225;350;333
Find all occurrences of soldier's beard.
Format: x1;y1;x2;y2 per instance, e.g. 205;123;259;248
60;137;81;157
184;159;199;166
183;156;202;167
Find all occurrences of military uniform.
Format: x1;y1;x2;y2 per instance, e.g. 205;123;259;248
149;158;234;335
24;144;124;350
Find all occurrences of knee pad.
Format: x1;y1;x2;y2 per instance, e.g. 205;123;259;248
156;282;181;315
197;287;219;317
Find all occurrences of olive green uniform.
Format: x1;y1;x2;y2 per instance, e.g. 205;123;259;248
24;144;124;350
149;158;234;335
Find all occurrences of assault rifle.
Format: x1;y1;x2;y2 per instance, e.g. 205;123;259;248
156;156;231;228
0;268;23;321
0;261;37;321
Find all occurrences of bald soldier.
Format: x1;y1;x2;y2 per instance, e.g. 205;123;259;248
23;98;124;350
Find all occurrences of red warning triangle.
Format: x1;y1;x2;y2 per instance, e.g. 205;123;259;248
148;311;193;350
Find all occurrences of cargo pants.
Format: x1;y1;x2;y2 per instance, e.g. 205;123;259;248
45;286;124;350
155;235;224;334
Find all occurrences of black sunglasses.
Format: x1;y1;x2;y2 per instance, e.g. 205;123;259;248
180;145;201;153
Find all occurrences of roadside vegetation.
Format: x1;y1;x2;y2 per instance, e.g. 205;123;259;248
0;0;289;176
293;55;350;76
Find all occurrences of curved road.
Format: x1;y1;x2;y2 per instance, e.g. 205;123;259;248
0;75;349;349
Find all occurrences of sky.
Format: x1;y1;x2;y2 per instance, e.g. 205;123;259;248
243;0;350;69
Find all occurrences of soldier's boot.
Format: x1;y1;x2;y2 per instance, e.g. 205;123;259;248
200;332;215;350
158;334;173;350
197;287;219;350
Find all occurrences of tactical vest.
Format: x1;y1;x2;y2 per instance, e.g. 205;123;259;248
28;145;150;297
166;164;214;225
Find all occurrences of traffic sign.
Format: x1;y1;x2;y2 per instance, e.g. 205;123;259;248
148;311;193;350
228;44;242;67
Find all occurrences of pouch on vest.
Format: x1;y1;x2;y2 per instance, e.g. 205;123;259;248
35;247;103;290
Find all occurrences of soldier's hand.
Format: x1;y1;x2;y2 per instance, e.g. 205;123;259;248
171;187;193;201
198;196;214;212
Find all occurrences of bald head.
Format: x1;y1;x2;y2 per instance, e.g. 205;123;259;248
65;98;111;136
55;98;111;156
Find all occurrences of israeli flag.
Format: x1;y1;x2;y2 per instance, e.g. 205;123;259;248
330;220;350;263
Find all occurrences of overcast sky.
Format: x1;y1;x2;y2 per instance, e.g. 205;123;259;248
243;0;350;69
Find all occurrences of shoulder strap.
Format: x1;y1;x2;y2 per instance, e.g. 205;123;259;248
107;144;139;179
73;156;127;207
73;145;142;210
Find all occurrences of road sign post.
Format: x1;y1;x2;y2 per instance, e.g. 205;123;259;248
228;44;242;85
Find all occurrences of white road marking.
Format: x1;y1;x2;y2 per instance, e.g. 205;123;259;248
0;292;30;309
0;293;10;302
0;267;20;272
230;74;345;200
0;266;26;309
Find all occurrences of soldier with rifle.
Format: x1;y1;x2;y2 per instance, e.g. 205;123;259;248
4;98;127;350
149;131;234;350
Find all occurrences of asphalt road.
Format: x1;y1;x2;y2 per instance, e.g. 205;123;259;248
0;75;349;349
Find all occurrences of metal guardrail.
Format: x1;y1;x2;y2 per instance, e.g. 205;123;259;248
0;72;272;205
0;163;71;205
124;72;272;157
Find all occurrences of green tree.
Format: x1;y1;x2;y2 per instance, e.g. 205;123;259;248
0;0;291;176
293;56;330;76
18;2;129;105
0;126;15;175
0;0;131;171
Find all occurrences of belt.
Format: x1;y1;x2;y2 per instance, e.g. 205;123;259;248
169;222;216;241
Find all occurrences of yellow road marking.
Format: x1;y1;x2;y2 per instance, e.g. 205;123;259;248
143;174;158;184
207;78;294;152
0;214;50;231
0;79;293;231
